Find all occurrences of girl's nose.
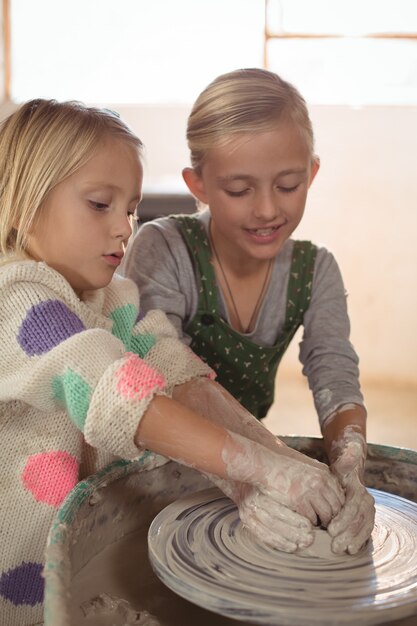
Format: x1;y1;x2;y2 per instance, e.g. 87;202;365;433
253;190;280;221
113;213;133;240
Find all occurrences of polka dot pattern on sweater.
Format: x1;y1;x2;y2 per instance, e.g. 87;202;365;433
0;561;44;606
52;368;92;429
110;303;138;349
110;304;157;356
22;451;78;507
17;300;85;356
131;332;157;358
116;353;165;400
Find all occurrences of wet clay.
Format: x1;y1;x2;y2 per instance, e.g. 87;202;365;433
45;443;417;626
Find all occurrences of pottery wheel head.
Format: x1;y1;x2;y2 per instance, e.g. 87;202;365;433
148;488;417;626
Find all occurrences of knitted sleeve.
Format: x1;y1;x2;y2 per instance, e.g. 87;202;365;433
83;307;215;455
132;308;215;391
0;271;213;460
99;275;214;394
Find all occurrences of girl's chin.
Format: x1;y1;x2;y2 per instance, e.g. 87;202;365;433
70;276;114;296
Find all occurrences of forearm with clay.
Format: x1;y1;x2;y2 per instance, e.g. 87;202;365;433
172;378;325;468
171;378;283;452
324;406;376;554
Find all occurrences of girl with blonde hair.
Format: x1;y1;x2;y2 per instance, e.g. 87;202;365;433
0;98;345;625
124;68;375;560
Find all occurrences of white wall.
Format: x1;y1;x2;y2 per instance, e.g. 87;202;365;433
305;105;417;388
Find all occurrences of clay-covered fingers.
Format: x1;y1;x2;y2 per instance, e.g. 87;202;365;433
328;481;365;535
296;493;333;527
313;471;346;523
328;480;375;554
283;466;345;526
238;490;314;552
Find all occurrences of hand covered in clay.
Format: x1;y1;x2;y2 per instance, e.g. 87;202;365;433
220;432;345;550
327;427;375;555
212;476;315;553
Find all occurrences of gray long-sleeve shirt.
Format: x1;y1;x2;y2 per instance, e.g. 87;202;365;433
123;209;365;428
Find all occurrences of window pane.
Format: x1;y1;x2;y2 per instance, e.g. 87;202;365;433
268;37;417;104
11;0;264;104
10;0;417;105
267;0;417;35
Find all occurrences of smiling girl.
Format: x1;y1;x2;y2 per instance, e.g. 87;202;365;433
124;68;375;558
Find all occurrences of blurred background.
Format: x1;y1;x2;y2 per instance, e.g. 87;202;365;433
1;0;416;445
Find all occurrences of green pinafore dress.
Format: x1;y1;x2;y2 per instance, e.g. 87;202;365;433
174;215;317;419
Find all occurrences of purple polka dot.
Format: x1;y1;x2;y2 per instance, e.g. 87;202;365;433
18;300;85;356
0;562;44;606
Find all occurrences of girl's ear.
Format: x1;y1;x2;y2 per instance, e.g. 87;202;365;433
309;156;320;187
182;168;209;204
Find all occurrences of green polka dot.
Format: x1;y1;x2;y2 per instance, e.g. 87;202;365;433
131;332;157;358
110;304;138;350
52;369;92;429
111;304;156;356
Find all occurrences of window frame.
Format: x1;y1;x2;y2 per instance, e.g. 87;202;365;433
2;0;11;100
263;0;417;67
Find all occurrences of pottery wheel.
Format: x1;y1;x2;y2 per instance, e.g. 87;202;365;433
148;488;417;625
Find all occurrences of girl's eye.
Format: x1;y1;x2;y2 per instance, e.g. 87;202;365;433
225;189;249;197
279;185;299;194
89;200;108;211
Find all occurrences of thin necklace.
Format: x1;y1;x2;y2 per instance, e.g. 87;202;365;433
209;221;273;334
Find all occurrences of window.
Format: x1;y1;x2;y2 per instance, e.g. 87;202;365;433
7;0;264;104
5;0;417;105
265;0;417;105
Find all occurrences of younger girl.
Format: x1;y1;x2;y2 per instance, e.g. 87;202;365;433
124;69;375;558
0;99;344;625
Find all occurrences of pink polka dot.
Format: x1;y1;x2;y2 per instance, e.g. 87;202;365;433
116;353;165;400
22;451;79;507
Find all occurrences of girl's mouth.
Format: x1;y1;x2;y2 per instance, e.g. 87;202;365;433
244;225;284;245
103;252;123;266
246;226;280;237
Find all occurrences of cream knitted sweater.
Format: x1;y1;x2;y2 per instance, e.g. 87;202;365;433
0;260;212;625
